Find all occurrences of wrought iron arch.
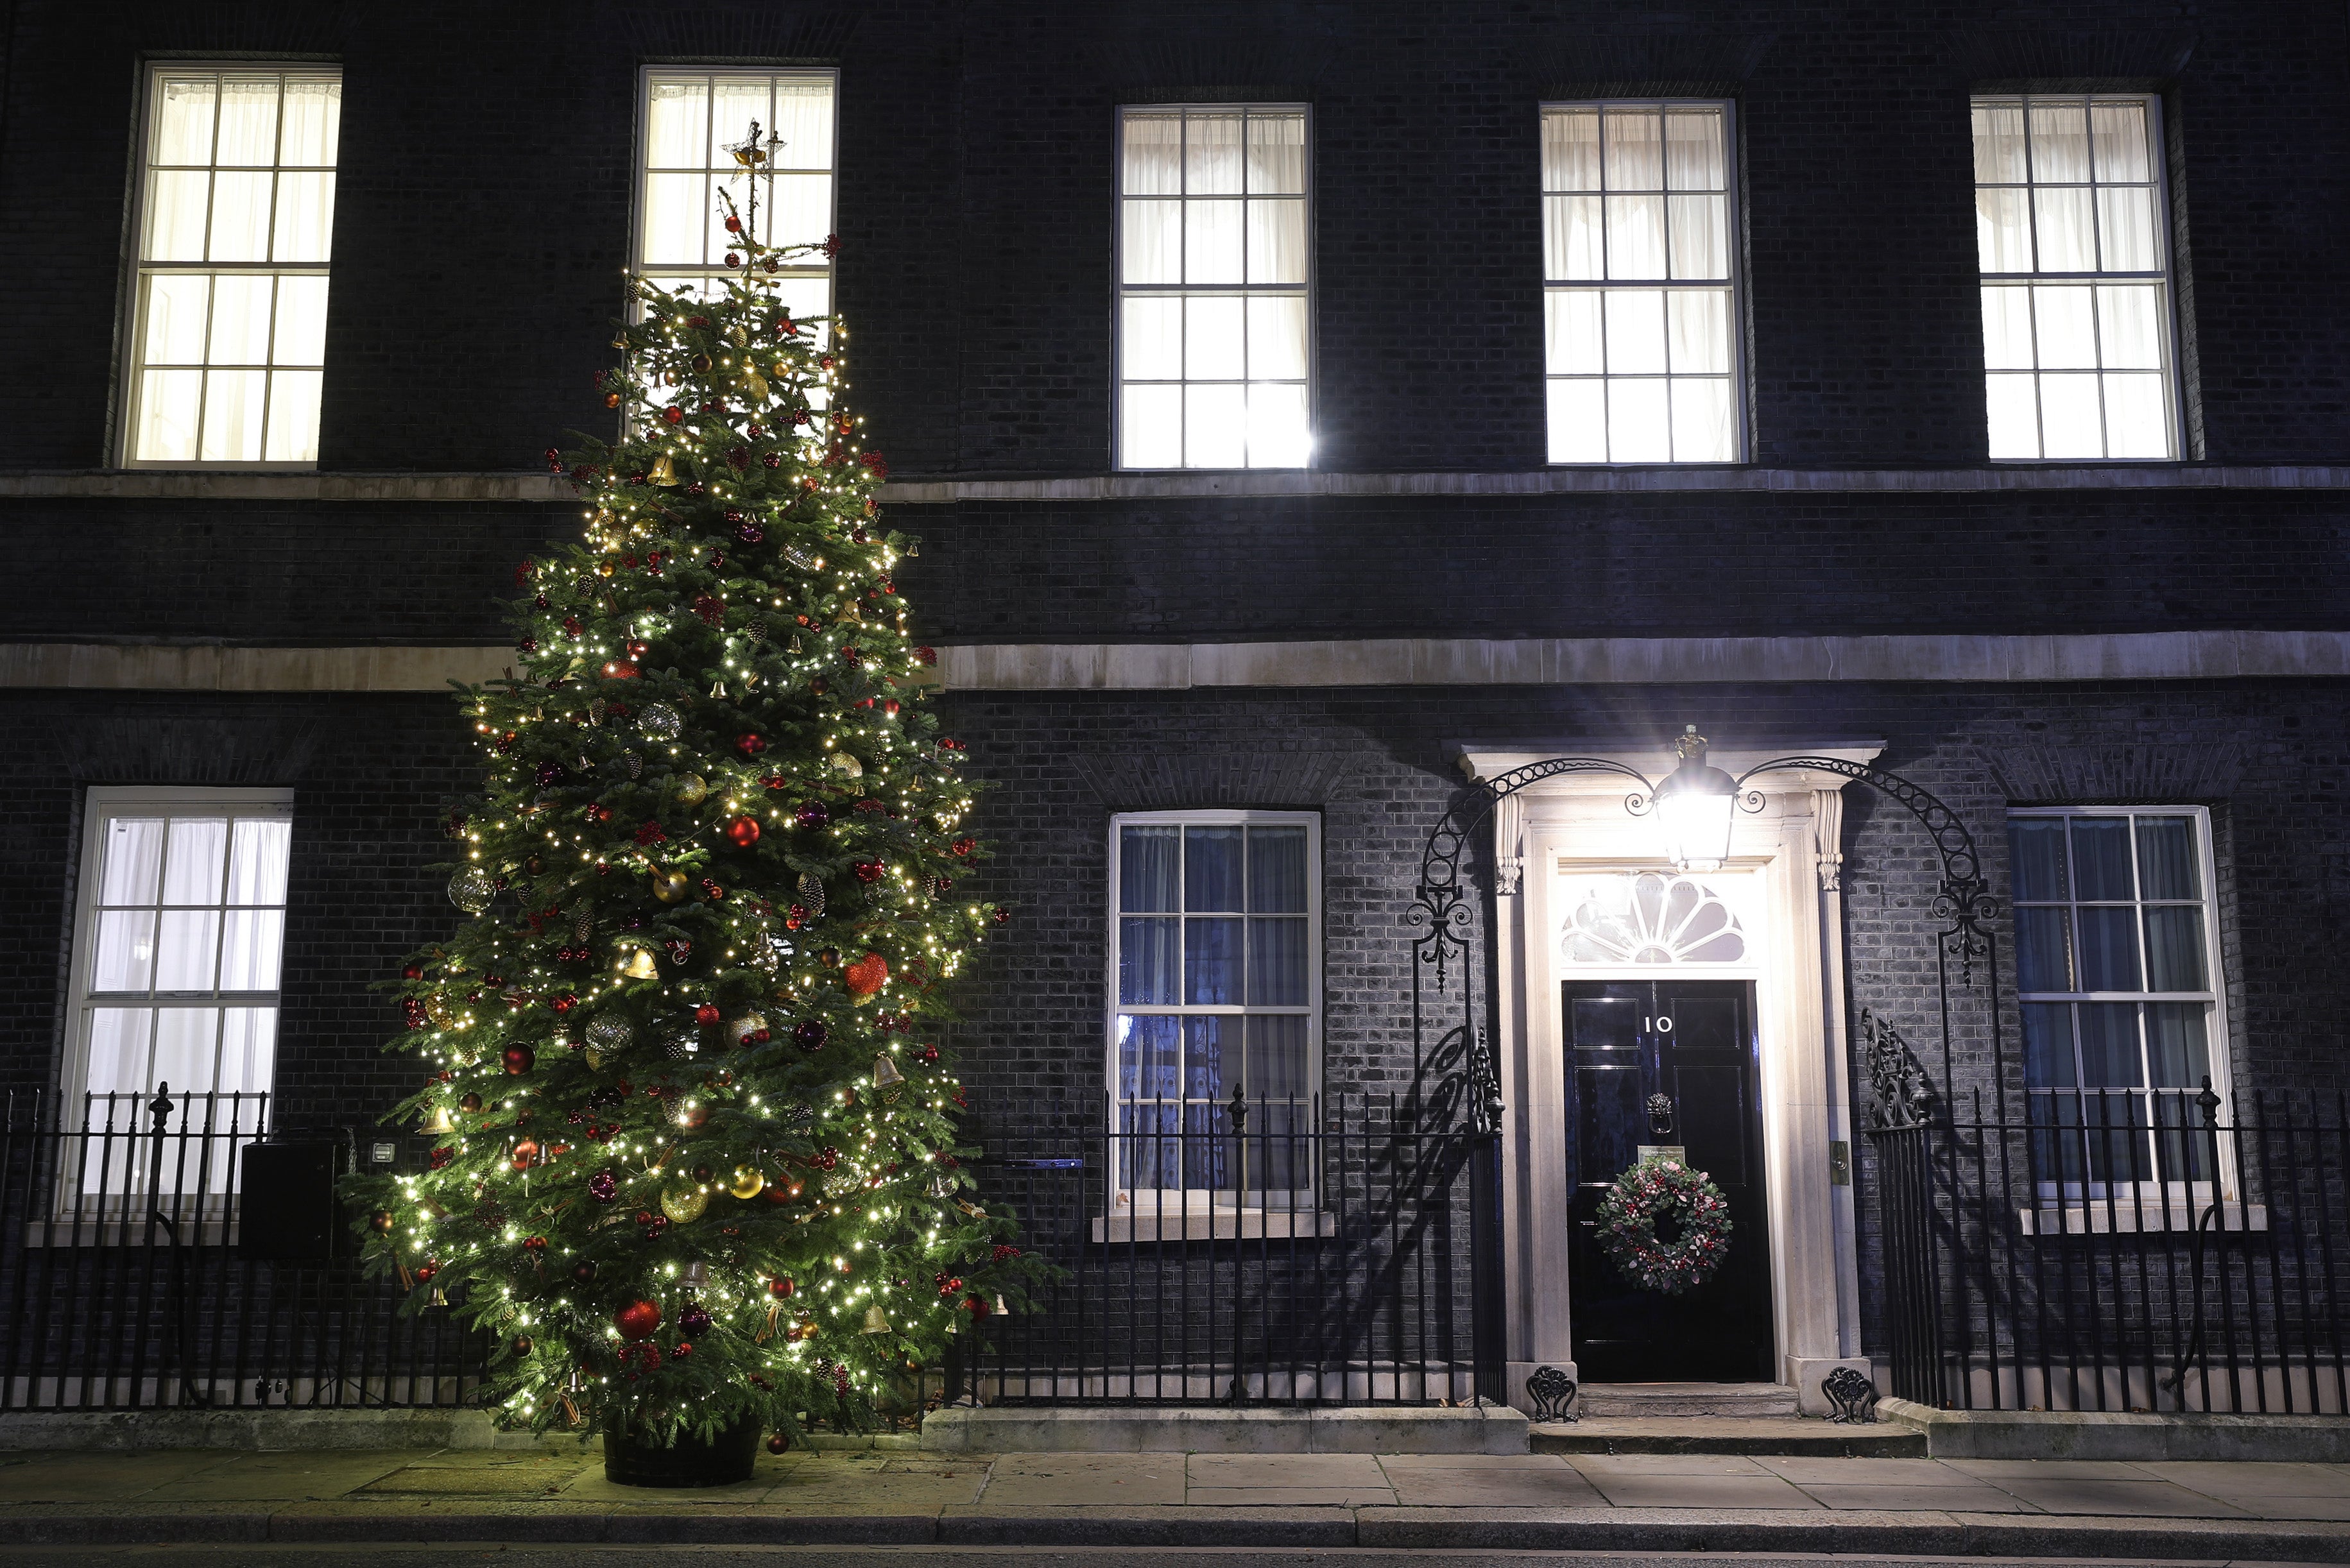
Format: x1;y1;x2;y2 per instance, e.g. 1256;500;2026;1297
1406;749;2003;1134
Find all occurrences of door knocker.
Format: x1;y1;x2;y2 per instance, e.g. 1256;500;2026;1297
1645;1093;1675;1138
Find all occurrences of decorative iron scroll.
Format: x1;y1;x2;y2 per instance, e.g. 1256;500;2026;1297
1526;1364;1579;1423
1858;1009;1936;1130
1823;1365;1878;1424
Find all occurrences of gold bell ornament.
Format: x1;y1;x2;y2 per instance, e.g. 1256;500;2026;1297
862;1305;891;1334
872;1053;905;1101
621;947;660;980
421;1103;454;1135
649;453;679;487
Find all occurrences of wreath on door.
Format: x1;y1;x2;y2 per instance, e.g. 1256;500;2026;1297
1594;1157;1733;1295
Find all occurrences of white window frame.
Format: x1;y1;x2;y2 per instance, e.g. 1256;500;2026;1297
631;66;839;325
1106;809;1322;1227
1113;103;1315;472
2010;805;2236;1211
1540;98;1747;465
1974;91;2184;463
118;64;341;470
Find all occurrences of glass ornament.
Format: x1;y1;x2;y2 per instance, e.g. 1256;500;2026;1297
639;704;683;741
584;1014;635;1052
447;867;495;913
660;1184;709;1224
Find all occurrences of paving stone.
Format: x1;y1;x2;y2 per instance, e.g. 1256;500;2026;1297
977;1453;1181;1506
1382;1466;1608;1508
1792;1481;2041;1512
2139;1460;2350;1497
0;1453;233;1503
1566;1452;1772;1476
1754;1455;1988;1485
357;1464;583;1496
1184;1485;1396;1505
1187;1453;1386;1487
135;1449;413;1501
1972;1476;2257;1519
1569;1469;1828;1510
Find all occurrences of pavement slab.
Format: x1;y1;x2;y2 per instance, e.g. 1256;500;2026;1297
974;1453;1183;1506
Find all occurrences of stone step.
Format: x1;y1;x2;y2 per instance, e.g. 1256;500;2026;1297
923;1402;1532;1454
1532;1415;1926;1456
1576;1381;1801;1418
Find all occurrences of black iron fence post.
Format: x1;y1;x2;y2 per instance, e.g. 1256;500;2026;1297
1226;1082;1248;1405
1467;1123;1505;1406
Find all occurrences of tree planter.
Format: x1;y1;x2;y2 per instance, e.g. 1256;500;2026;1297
603;1411;762;1487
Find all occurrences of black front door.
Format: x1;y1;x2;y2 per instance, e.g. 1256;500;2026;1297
1564;980;1773;1382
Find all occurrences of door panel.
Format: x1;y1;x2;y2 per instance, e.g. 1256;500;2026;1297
1565;979;1773;1382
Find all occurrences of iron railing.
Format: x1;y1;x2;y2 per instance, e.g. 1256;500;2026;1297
1872;1083;2350;1414
0;1089;486;1410
959;1089;1505;1406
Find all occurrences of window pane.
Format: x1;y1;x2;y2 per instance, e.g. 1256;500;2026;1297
1245;381;1310;467
1185;113;1243;194
2016;907;2073;992
199;370;267;461
1975;188;2031;273
1548;289;1604;373
1123;112;1181;194
1603;289;1665;373
220;910;285;991
1543;108;1600;191
1122;296;1180;380
1667;289;1728;373
772;77;834;169
1604;193;1665;279
1184;294;1244;380
218;1007;277;1095
1117;1013;1181;1100
710;77;770;151
2091;101;2151;182
1973;101;2026;183
1246;198;1305;284
646;79;710;166
1184;198;1243;283
2102;374;2168;458
135;370;203;461
1246;294;1307;380
1185;917;1242;1004
1667;194;1726;280
2023;1001;2077;1087
1602;107;1661;189
263;371;322;463
2145;1002;2210;1087
1245;114;1304;194
142;275;211;365
1548;377;1607;463
153;77;218;166
1186;826;1243;909
1183;382;1246;467
1663;110;1724;189
85;1009;155;1098
2036;372;2103;459
94;911;158;994
2032;187;2095;272
1121;383;1181;467
1247;827;1308;912
1120;825;1180;910
1249;1014;1312;1101
1122;198;1180;285
1184;1017;1231;1104
146;171;211;262
1249;917;1308;1005
155;910;221;991
769;173;832;250
1984;372;2039;458
208;171;273;262
2078;1002;2142;1087
2069;817;2134;899
2010;819;2069;901
271;171;334;262
164;819;228;903
153;1008;223;1095
215;78;279;164
1669;378;1732;462
2143;907;2206;991
1606;377;1670;461
228;819;291;903
2096;186;2160;272
2134;816;2197;900
2028;100;2089;183
1547;194;1604;281
1980;285;2034;369
2076;906;2142;992
2096;284;2163;370
101;818;167;905
209;274;273;365
1119;917;1178;1004
642;174;707;264
273;275;329;365
2031;284;2095;369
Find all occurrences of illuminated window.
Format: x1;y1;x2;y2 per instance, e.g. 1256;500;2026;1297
1117;106;1312;469
1542;101;1741;463
637;69;837;332
123;67;340;466
1975;94;2179;460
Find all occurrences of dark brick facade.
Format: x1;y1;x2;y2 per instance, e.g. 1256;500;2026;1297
3;0;2347;1369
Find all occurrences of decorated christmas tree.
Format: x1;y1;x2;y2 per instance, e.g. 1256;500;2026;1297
356;139;1032;1463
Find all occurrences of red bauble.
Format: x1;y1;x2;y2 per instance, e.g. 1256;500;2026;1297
725;214;743;233
402;964;423;980
768;1275;795;1298
767;1433;790;1454
726;815;761;848
663;405;684;425
502;1044;535;1075
843;952;889;996
511;1139;540;1171
853;859;884;883
735;733;767;757
695;1003;723;1027
615;1299;663;1341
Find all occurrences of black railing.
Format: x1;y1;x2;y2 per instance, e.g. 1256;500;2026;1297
959;1090;1505;1406
0;1089;486;1411
1871;1084;2350;1414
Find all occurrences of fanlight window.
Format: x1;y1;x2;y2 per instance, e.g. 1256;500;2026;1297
1562;872;1745;965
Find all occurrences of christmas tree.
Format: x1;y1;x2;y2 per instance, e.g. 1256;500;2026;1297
356;144;1033;1453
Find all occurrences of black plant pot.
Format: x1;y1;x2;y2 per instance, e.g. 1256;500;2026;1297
603;1410;762;1487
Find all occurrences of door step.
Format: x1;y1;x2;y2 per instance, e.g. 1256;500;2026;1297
1532;1415;1926;1456
1577;1381;1800;1418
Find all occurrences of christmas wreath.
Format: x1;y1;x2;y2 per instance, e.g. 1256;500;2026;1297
1593;1157;1733;1295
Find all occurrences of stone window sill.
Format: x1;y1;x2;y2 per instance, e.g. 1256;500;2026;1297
1094;1209;1338;1243
2019;1202;2267;1236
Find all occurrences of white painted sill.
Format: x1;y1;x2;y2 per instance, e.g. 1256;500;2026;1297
1093;1209;1339;1244
2018;1202;2269;1236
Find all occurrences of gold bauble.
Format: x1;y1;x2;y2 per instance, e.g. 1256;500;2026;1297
829;753;863;780
583;1046;605;1071
744;370;770;404
728;1165;766;1200
652;869;692;904
659;1184;709;1224
674;774;709;807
